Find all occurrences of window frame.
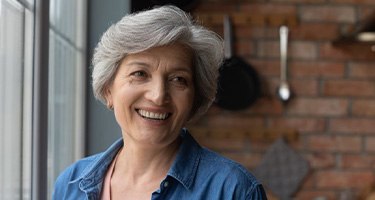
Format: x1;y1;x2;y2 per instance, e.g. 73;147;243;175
0;0;87;199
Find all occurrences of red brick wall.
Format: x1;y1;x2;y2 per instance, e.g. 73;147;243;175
189;0;375;199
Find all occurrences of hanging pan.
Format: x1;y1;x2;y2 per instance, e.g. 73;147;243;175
215;15;261;110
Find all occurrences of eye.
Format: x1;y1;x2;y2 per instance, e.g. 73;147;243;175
170;76;188;86
130;70;147;79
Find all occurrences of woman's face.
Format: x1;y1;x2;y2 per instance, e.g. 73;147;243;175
106;44;195;148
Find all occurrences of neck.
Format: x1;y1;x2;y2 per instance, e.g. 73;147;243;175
114;137;181;185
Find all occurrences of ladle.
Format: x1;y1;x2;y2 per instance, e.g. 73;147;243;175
277;25;292;103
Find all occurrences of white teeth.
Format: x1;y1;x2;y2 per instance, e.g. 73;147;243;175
138;109;168;120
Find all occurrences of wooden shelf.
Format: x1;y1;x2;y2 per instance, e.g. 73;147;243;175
194;13;298;27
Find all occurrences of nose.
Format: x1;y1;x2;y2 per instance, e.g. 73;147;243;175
144;78;170;105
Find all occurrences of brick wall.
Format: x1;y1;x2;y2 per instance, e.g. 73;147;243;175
189;0;375;199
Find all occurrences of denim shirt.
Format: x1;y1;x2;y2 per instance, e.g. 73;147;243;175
53;128;267;200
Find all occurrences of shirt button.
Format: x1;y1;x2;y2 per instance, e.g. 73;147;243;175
163;181;169;188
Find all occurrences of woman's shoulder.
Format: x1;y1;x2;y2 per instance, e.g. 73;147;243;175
52;153;104;199
199;147;261;185
55;153;103;184
55;138;123;185
181;129;263;189
194;147;267;199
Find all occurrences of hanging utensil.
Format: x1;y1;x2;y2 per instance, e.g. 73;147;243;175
277;25;292;103
215;15;261;110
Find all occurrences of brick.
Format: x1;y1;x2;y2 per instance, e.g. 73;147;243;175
300;5;356;23
330;0;375;4
203;115;265;128
305;152;336;168
316;170;374;189
268;118;326;132
222;152;263;169
182;1;375;199
323;80;375;97
352;100;375;117
256;41;279;58
289;41;319;60
341;154;375;169
239;3;297;15
249;59;279;77
290;23;340;41
299;175;315;190
196;137;247;151
257;41;317;59
267;78;319;96
249;140;280;152
294;190;337;200
320;42;375;61
287;98;348;116
330;118;375;134
307;135;362;152
289;79;319;96
271;0;326;3
234;39;255;57
365;137;375;152
194;2;237;12
236;26;278;40
246;97;284;115
202;25;222;36
349;62;375;78
262;190;280;200
359;7;375;20
289;61;345;78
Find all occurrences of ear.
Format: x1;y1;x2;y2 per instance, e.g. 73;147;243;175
104;87;113;110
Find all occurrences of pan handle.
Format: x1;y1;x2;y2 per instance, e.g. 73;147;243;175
223;15;233;59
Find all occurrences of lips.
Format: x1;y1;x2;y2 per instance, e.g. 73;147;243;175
136;109;171;120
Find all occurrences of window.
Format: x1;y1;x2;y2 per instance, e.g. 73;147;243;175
0;0;34;199
47;0;86;197
0;0;87;199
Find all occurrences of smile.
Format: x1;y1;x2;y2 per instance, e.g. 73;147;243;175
136;109;171;120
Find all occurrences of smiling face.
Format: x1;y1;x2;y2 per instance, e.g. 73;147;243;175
105;44;195;148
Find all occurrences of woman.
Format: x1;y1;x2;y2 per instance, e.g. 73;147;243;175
53;5;267;200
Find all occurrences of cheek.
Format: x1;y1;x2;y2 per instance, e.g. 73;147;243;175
112;88;138;128
175;90;195;115
113;85;139;104
112;87;140;122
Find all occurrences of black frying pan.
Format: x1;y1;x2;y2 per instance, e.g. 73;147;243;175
215;15;261;110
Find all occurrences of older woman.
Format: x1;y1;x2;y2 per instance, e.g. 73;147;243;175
53;5;267;200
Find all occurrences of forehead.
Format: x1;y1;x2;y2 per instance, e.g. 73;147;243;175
120;43;194;69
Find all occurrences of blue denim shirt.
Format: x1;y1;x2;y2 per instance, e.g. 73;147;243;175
53;128;267;199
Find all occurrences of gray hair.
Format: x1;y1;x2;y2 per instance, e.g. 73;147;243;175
92;5;223;121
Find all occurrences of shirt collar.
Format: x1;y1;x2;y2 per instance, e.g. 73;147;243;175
167;128;202;190
75;138;123;189
76;128;201;191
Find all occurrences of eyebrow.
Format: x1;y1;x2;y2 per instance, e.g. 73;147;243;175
125;61;193;73
124;61;150;67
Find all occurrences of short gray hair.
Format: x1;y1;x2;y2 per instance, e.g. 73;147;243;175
92;5;223;121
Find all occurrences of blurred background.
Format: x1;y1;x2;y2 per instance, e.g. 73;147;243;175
1;0;375;199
